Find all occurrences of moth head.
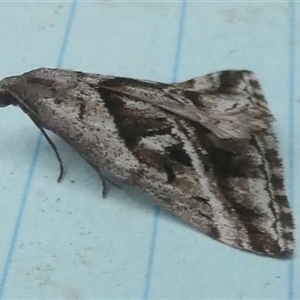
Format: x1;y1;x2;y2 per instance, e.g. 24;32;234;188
0;70;59;129
0;76;21;107
0;70;65;182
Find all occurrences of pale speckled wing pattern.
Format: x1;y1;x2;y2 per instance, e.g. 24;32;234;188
0;68;294;258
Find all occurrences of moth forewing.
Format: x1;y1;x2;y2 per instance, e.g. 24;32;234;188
0;68;294;258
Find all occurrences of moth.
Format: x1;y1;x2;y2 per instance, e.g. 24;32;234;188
0;68;294;258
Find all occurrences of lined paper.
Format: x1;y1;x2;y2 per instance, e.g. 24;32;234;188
0;1;299;299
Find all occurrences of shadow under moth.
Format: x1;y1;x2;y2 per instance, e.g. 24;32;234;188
0;68;294;258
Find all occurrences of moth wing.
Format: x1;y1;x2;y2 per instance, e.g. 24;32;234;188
92;70;273;140
1;68;293;257
80;70;292;257
171;70;274;139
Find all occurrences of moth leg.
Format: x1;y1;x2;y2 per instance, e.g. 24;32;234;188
97;170;108;198
37;124;65;182
90;165;120;198
29;117;65;182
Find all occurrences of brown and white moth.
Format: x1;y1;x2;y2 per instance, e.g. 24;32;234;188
0;68;294;258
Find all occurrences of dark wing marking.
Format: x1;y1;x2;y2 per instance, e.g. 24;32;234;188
81;71;273;140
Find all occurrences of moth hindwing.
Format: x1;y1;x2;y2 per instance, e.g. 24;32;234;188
0;68;294;258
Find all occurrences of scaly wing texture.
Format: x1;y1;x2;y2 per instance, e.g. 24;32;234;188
0;68;294;257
